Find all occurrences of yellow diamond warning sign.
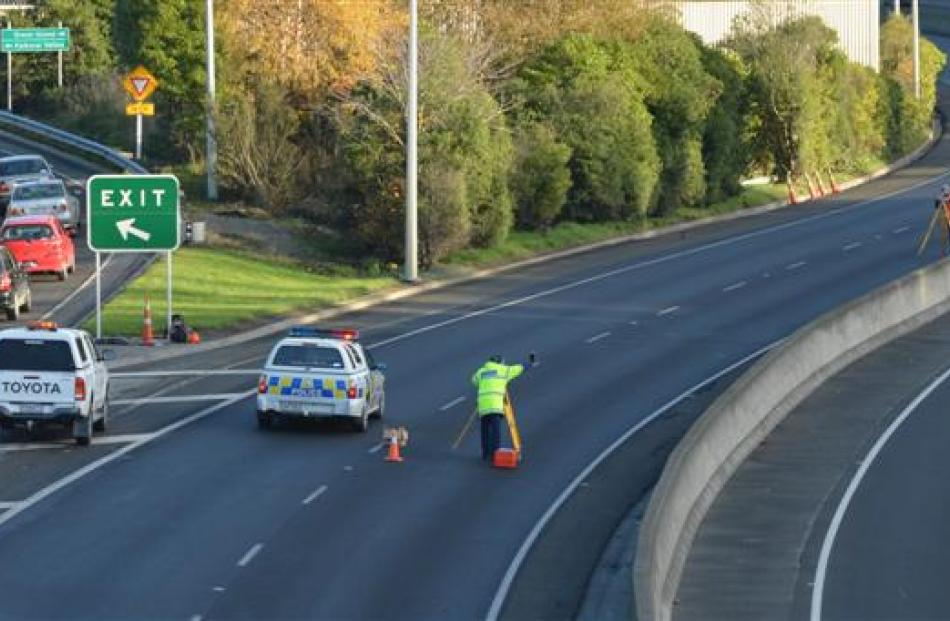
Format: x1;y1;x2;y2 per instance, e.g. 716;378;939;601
123;65;158;102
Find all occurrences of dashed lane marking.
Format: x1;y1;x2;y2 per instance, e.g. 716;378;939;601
657;306;680;317
722;281;747;293
302;485;328;505
439;396;466;411
786;261;807;271
237;543;263;568
585;332;611;344
843;241;863;252
368;442;385;454
893;226;910;234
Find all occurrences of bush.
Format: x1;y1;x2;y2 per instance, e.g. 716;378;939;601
700;47;746;203
216;80;307;212
511;34;660;222
511;122;572;230
327;30;513;262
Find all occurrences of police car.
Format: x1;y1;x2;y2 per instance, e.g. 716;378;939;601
0;322;111;445
256;327;386;432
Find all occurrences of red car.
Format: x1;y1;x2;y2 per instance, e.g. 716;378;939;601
0;215;75;281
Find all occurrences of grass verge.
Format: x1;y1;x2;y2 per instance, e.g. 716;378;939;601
85;247;395;336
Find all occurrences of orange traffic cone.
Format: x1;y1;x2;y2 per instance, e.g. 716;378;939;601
187;329;201;345
142;295;155;346
805;173;819;200
384;436;403;462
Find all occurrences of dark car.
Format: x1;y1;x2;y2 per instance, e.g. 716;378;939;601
0;246;30;321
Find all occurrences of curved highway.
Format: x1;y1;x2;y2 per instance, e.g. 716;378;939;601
0;114;947;621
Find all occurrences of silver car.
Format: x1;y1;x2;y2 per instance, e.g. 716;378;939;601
5;180;79;233
0;155;54;208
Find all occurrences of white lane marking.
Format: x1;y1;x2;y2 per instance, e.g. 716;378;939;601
486;341;780;621
343;466;354;472
0;391;254;530
843;242;863;252
302;485;328;505
111;393;248;406
722;281;747;293
810;364;950;621
786;261;807;271
586;332;611;344
369;170;950;353
439;396;466;411
629;320;639;326
190;615;202;621
0;433;155;452
0;502;19;510
40;255;114;321
368;442;385;454
212;586;226;592
237;543;263;568
111;370;260;379
657;306;680;317
893;226;910;234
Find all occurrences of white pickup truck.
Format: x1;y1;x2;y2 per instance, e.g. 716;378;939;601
256;327;386;432
0;322;110;445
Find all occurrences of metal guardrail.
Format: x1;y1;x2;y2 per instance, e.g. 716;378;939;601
0;110;147;174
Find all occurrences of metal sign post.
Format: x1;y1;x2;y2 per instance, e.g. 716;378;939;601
57;20;62;88
95;252;102;339
135;112;142;160
5;22;10;112
166;251;172;340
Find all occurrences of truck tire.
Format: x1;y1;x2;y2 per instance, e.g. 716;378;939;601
93;398;108;432
372;394;385;420
74;412;92;446
21;290;31;313
6;301;18;321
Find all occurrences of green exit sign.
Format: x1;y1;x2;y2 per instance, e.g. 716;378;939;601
1;28;70;53
87;175;180;253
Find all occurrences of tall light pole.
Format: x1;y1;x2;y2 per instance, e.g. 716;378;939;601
913;0;921;99
205;0;218;200
404;0;418;282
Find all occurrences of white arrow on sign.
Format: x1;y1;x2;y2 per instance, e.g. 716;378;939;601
116;218;151;242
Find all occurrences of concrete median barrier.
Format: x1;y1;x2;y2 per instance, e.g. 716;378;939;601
635;258;950;621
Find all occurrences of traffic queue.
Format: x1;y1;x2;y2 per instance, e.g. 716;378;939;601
0;154;79;321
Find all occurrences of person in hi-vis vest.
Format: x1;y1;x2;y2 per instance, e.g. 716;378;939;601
471;355;524;460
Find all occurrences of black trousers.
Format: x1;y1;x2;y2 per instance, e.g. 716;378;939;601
480;413;503;460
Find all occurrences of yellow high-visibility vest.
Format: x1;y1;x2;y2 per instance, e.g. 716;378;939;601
471;361;523;416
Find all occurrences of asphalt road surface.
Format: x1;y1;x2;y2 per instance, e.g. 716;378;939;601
0;128;150;329
0;125;948;621
4;47;950;620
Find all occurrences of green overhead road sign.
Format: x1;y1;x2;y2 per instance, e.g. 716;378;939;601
1;28;70;53
87;175;180;252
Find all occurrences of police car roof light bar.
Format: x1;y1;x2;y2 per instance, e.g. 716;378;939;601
27;321;58;331
288;326;360;341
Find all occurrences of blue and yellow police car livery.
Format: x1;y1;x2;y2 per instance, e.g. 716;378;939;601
256;328;385;432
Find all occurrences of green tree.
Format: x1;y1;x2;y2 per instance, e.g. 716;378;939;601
511;122;572;230
326;30;513;264
700;46;747;204
510;34;659;222
114;0;208;159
